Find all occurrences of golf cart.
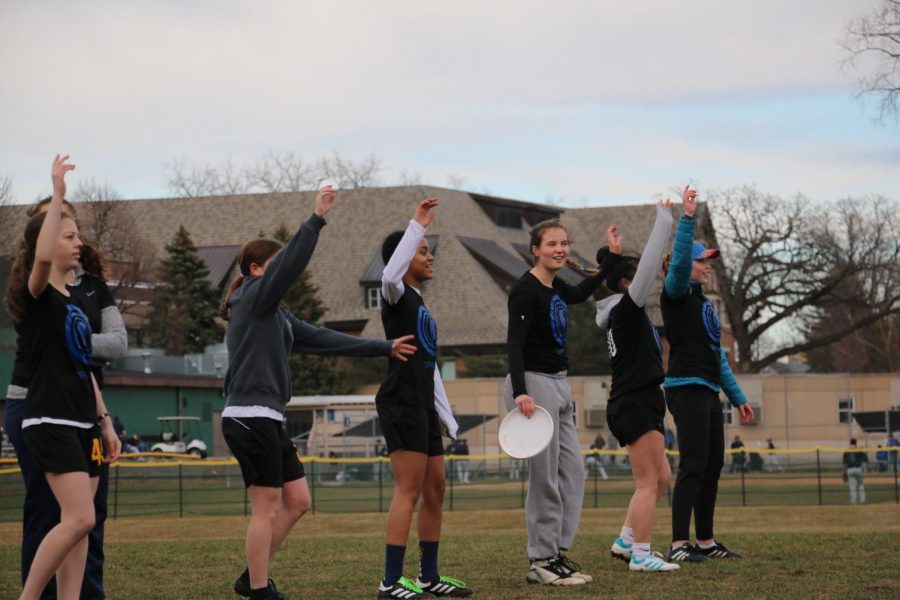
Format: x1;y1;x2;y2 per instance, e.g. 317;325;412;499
150;416;208;458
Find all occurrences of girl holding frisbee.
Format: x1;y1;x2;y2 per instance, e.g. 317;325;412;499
220;187;416;600
661;187;753;563
505;220;604;586
376;198;471;599
4;155;121;600
595;199;679;572
5;196;127;599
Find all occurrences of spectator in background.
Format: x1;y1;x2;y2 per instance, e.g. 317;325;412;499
765;438;782;473
875;445;888;473
729;436;746;474
843;439;868;505
886;432;899;471
456;439;470;484
584;434;608;481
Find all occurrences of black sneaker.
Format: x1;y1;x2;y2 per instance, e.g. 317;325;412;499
416;575;474;597
696;541;743;559
234;569;251;597
234;570;285;599
667;542;711;563
378;576;436;599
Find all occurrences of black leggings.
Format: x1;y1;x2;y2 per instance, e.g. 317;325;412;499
667;386;724;542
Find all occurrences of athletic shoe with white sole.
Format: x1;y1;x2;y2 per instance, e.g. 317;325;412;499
629;552;681;572
378;576;436;599
696;541;743;559
415;575;474;597
610;537;633;563
526;556;587;586
667;542;711;563
557;553;593;583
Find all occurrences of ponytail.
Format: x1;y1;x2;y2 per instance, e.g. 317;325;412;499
219;274;245;320
565;257;599;276
219;238;283;321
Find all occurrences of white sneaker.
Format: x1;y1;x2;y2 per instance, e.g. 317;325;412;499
610;537;632;562
557;553;593;583
526;557;587;586
629;552;680;572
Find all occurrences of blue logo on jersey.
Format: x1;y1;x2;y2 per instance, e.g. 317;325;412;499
416;304;438;361
549;294;568;350
701;300;721;346
65;304;93;379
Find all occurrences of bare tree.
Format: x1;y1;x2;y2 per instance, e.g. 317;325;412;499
843;0;900;122
446;174;468;190
71;179;157;315
699;187;900;373
315;151;383;189
164;151;384;197
0;176;16;253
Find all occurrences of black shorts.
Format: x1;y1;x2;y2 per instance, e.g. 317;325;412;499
23;423;103;476
606;386;666;446
376;403;444;456
223;416;305;488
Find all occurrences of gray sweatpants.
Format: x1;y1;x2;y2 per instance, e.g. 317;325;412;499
504;371;585;560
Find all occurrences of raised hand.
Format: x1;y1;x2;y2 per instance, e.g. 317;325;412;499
606;225;622;255
51;154;76;199
682;185;697;218
314;185;337;218
413;198;439;227
390;334;417;362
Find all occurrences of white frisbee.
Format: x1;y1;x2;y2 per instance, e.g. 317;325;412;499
498;405;553;459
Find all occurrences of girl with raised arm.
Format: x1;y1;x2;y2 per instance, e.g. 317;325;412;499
661;186;754;564
504;220;605;586
220;187;415;600
5;196;127;600
594;200;679;572
4;156;121;600
375;198;471;599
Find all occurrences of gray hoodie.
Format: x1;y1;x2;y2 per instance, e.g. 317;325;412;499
224;214;392;413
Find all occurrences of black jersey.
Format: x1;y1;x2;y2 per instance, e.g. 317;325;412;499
19;284;96;424
376;286;436;409
12;273;114;389
660;283;721;385
607;292;664;399
507;271;603;398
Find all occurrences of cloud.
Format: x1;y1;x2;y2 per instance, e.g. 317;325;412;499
0;0;894;204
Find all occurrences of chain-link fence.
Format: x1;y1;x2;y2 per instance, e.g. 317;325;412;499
0;447;896;521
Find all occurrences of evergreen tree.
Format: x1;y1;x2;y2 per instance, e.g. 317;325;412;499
272;223;351;394
146;225;224;355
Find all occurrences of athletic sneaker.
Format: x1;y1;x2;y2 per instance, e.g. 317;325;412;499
378;576;436;599
415;575;474;597
629;552;680;572
233;570;284;598
610;537;633;563
526;556;587;586
667;542;711;563
696;541;743;559
557;553;593;583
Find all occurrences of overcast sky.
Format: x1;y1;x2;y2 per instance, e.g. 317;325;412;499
1;0;896;206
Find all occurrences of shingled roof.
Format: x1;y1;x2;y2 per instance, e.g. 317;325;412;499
0;188;722;352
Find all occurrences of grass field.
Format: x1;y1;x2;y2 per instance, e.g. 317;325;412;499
0;504;898;599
